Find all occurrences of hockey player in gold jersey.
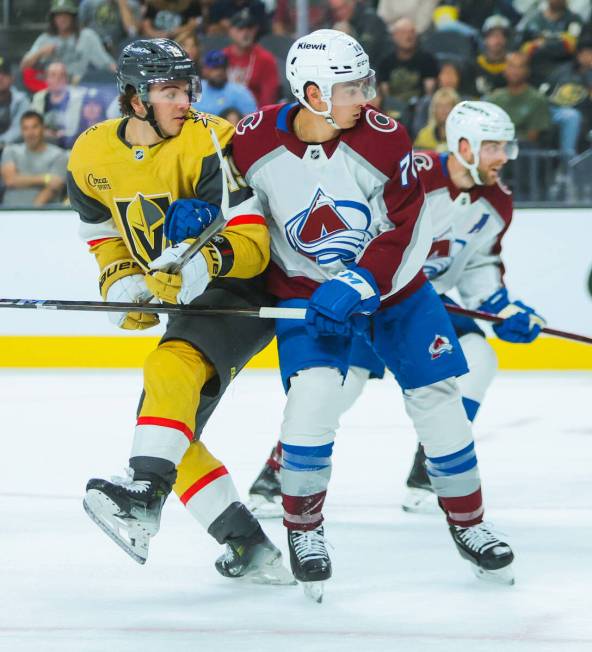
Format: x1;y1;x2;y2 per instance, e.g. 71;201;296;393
67;38;292;584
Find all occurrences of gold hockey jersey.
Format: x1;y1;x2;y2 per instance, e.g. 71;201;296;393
67;109;269;284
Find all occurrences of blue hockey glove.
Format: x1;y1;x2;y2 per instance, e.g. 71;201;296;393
164;198;220;244
479;288;545;343
306;265;380;339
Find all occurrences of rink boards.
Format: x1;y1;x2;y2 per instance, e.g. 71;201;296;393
0;208;590;369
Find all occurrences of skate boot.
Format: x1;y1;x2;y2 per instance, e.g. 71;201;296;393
449;522;515;585
248;449;282;518
401;443;437;514
288;526;332;603
248;463;282;518
83;468;168;564
211;502;295;585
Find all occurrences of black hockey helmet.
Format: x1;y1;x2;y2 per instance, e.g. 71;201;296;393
117;38;201;103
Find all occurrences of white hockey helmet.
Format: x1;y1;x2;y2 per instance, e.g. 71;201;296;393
446;100;518;185
286;29;376;128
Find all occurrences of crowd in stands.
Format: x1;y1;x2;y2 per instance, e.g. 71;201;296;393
2;0;592;207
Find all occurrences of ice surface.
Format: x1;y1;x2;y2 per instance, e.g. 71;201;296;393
1;369;591;652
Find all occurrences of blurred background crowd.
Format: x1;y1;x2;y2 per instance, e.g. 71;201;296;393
1;0;592;207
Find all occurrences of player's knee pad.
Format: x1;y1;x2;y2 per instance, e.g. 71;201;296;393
281;366;345;447
140;340;214;429
174;441;239;531
403;377;473;458
458;333;497;404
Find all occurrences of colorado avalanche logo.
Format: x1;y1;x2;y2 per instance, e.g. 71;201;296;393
285;188;372;265
429;334;453;360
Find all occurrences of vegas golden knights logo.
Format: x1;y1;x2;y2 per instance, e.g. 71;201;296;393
115;193;171;268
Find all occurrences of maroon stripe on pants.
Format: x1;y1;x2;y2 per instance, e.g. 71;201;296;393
283;491;326;531
439;488;484;527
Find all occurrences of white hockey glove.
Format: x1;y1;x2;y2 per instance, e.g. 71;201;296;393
145;241;211;304
106;273;159;330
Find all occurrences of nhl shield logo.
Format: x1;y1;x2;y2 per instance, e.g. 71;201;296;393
429;334;453;359
285;188;372;265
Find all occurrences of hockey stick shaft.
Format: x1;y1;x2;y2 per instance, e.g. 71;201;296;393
166;127;231;273
0;298;305;320
444;304;592;345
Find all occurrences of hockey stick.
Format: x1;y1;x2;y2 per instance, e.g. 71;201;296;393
444;304;592;345
0;298;305;320
164;127;231;273
1;297;590;343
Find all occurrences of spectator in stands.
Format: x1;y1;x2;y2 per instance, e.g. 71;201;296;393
272;0;327;35
412;60;472;135
193;49;257;117
485;51;551;146
414;87;460;151
79;0;142;55
327;0;393;68
0;57;29;154
224;10;279;107
545;34;592;152
376;0;438;34
78;88;109;131
378;17;439;106
177;31;202;74
433;1;520;37
475;14;511;96
208;0;269;36
20;0;116;87
30;62;86;150
220;107;242;126
1;111;68;207
517;0;584;86
141;0;202;40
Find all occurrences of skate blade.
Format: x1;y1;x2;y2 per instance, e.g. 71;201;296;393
247;494;283;519
472;563;515;586
83;491;149;565
302;581;325;603
401;488;438;514
243;552;297;586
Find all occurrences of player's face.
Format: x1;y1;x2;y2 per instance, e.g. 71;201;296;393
149;80;191;137
330;74;376;128
477;140;514;185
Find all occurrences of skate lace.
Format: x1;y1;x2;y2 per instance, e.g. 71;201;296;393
457;522;507;553
293;529;327;561
111;467;151;494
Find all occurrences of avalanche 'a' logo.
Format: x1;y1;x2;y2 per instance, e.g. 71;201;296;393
285;188;372;265
429;334;453;360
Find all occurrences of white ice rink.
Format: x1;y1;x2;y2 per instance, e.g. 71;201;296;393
2;368;591;652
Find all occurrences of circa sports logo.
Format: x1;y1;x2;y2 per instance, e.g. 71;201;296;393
285;188;372;265
87;173;111;191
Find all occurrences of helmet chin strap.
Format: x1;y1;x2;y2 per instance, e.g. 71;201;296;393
134;101;169;140
453;145;484;186
300;96;342;131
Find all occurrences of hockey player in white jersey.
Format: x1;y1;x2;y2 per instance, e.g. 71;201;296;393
167;32;516;599
247;101;544;525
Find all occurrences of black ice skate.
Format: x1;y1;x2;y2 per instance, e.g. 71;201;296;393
248;457;282;518
211;502;295;586
215;527;295;586
450;522;515;585
288;526;332;603
401;443;437;514
83;468;167;564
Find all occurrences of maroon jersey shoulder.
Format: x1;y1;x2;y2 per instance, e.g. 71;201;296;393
342;107;413;178
231;104;284;177
478;181;513;225
412;151;449;193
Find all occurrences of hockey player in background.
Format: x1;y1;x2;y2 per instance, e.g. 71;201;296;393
168;31;517;600
67;38;292;584
248;101;545;518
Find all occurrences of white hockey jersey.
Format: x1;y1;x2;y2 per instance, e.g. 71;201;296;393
414;151;514;310
231;103;432;307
